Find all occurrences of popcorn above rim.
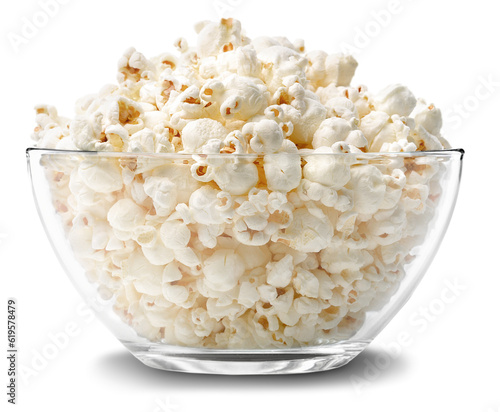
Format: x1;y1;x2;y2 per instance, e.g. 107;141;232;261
31;18;449;156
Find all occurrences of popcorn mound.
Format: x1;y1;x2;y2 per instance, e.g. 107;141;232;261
33;18;449;349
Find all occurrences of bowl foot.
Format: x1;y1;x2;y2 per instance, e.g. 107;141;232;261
121;340;370;375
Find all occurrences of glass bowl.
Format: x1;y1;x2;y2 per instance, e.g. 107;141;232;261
26;147;463;374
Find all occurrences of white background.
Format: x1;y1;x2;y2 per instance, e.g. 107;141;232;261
1;0;499;411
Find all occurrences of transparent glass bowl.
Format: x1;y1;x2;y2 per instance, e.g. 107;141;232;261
27;148;463;374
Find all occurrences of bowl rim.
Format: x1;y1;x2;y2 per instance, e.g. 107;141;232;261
26;147;465;159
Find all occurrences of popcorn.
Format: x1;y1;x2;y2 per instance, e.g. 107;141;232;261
162;261;183;282
347;165;387;215
107;199;146;232
257;46;308;94
303;146;353;189
238;281;261;308
323;54;358;88
181;118;228;153
142;237;175;265
34;18;451;351
200;73;269;121
78;157;123;193
160;220;191;249
412;99;443;137
163;283;190;305
143;176;177;217
264;141;302;192
212;160;259;196
325;96;359;121
197;223;224;249
293;267;320;298
266;254;294;288
189;186;231;225
204;45;261;79
203;249;245;292
274;208;333;253
359;111;391;145
151;163;200;204
196;18;244;59
288;96;327;146
373;84;417;117
173;247;201;268
320;237;374;274
243;119;284;154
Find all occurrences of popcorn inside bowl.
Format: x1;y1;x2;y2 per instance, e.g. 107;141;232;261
32;18;452;349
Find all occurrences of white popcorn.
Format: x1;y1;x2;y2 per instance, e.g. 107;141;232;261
196;18;244;59
212;160;259;196
117;47;155;87
298;179;337;207
293;268;320;298
206;298;245;322
174;309;202;345
410;125;444;151
238;281;261;308
173;247;201;267
35;18;450;351
288;96;327;146
346;130;368;149
274;208;333;253
197;223;224;249
266;254;294;288
373;115;412;152
160;220;191;249
107;199;146;232
359;111;391;144
373;84;417;117
143;176;177;217
150;163;200;204
166;87;206;130
78;157;123;193
366;206;406;246
412;99;443;137
380;138;417;153
128;128;156;153
32;105;70;148
203;249;245;292
181;118;228;153
381;169;406;210
201;73;269;121
312;117;353;149
257;284;278;303
323;54;358;88
222;130;248;154
257;46;308;94
264;141;302;192
189;186;231;225
320;238;374;274
122;250;163;282
142;237;175;265
325;96;359;121
347;165;387;215
243;119;284;154
163;283;190;305
219;45;261;78
236;244;272;271
303;146;353;189
162;261;183;282
233;216;271;246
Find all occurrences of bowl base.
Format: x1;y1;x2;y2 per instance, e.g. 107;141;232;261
121;340;370;375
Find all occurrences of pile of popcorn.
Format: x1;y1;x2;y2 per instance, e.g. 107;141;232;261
32;19;450;348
